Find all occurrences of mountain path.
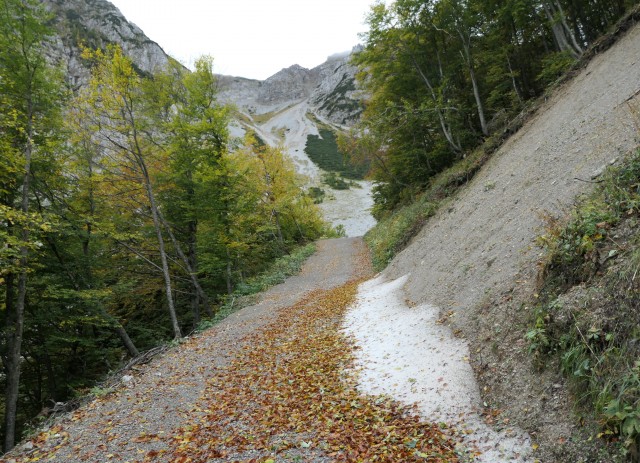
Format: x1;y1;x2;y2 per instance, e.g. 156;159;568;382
3;238;372;463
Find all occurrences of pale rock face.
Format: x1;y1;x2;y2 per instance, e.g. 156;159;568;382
257;64;315;104
41;0;172;88
217;54;362;127
42;0;362;125
309;56;363;126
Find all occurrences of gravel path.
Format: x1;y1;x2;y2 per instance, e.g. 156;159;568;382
3;238;371;463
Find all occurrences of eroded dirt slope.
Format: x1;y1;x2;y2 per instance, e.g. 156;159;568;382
384;20;640;461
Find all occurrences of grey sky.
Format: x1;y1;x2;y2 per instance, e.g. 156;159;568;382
109;0;380;80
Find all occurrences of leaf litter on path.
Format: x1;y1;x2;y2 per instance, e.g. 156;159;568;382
2;239;466;463
150;281;461;463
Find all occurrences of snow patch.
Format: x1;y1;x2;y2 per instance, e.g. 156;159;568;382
343;274;534;462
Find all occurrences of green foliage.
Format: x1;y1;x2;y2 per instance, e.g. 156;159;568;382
306;186;326;204
351;0;633;216
364;140;490;270
196;243;316;331
0;0;70;449
537;51;578;87
322;172;352;190
528;150;640;457
365;195;438;271
305;128;367;179
89;386;114;398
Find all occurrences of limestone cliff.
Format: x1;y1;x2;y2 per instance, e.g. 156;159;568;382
217;53;362;127
41;0;173;89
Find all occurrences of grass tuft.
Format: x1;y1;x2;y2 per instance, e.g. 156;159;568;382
527;150;640;459
196;243;316;331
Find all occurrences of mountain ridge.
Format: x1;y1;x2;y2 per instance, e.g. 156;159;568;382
42;0;173;89
42;0;363;127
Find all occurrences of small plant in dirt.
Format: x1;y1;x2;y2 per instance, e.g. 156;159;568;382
322;171;351;190
365;193;438;271
306;186;326;204
89;386;114;398
528;150;640;459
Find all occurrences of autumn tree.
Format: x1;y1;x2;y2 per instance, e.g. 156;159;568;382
75;46;182;339
146;56;229;323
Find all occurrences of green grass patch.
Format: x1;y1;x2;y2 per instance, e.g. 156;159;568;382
196;243;316;331
364;146;490;271
322;171;357;190
527;150;640;459
365;195;438;271
305;128;367;180
306;186;326;204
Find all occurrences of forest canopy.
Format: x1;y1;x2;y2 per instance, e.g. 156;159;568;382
344;0;634;217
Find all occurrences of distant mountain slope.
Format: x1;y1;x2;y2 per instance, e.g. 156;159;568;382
215;54;372;236
217;53;362;127
40;0;373;236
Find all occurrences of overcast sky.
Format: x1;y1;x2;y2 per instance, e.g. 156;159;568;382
108;0;380;80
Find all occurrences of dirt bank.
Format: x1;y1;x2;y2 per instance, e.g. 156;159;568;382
383;20;640;462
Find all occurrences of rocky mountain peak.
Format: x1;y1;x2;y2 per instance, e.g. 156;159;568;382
248;56;362;125
42;0;173;89
40;0;363;125
257;64;315;104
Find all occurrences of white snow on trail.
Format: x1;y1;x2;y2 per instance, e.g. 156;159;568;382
343;274;534;462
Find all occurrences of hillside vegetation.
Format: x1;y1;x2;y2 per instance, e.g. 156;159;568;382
530;150;640;459
345;0;636;218
357;2;640;461
0;0;333;450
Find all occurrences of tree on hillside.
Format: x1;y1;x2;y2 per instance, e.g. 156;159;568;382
146;56;229;324
0;0;66;451
349;0;635;216
75;46;182;339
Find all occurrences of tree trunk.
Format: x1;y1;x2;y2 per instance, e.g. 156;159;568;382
273;209;285;251
506;54;524;104
187;220;200;324
225;247;234;296
554;0;583;55
143;172;182;339
114;325;139;357
76;164;140;359
4;99;33;451
408;52;462;153
157;211;214;318
544;2;582;59
459;34;488;136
